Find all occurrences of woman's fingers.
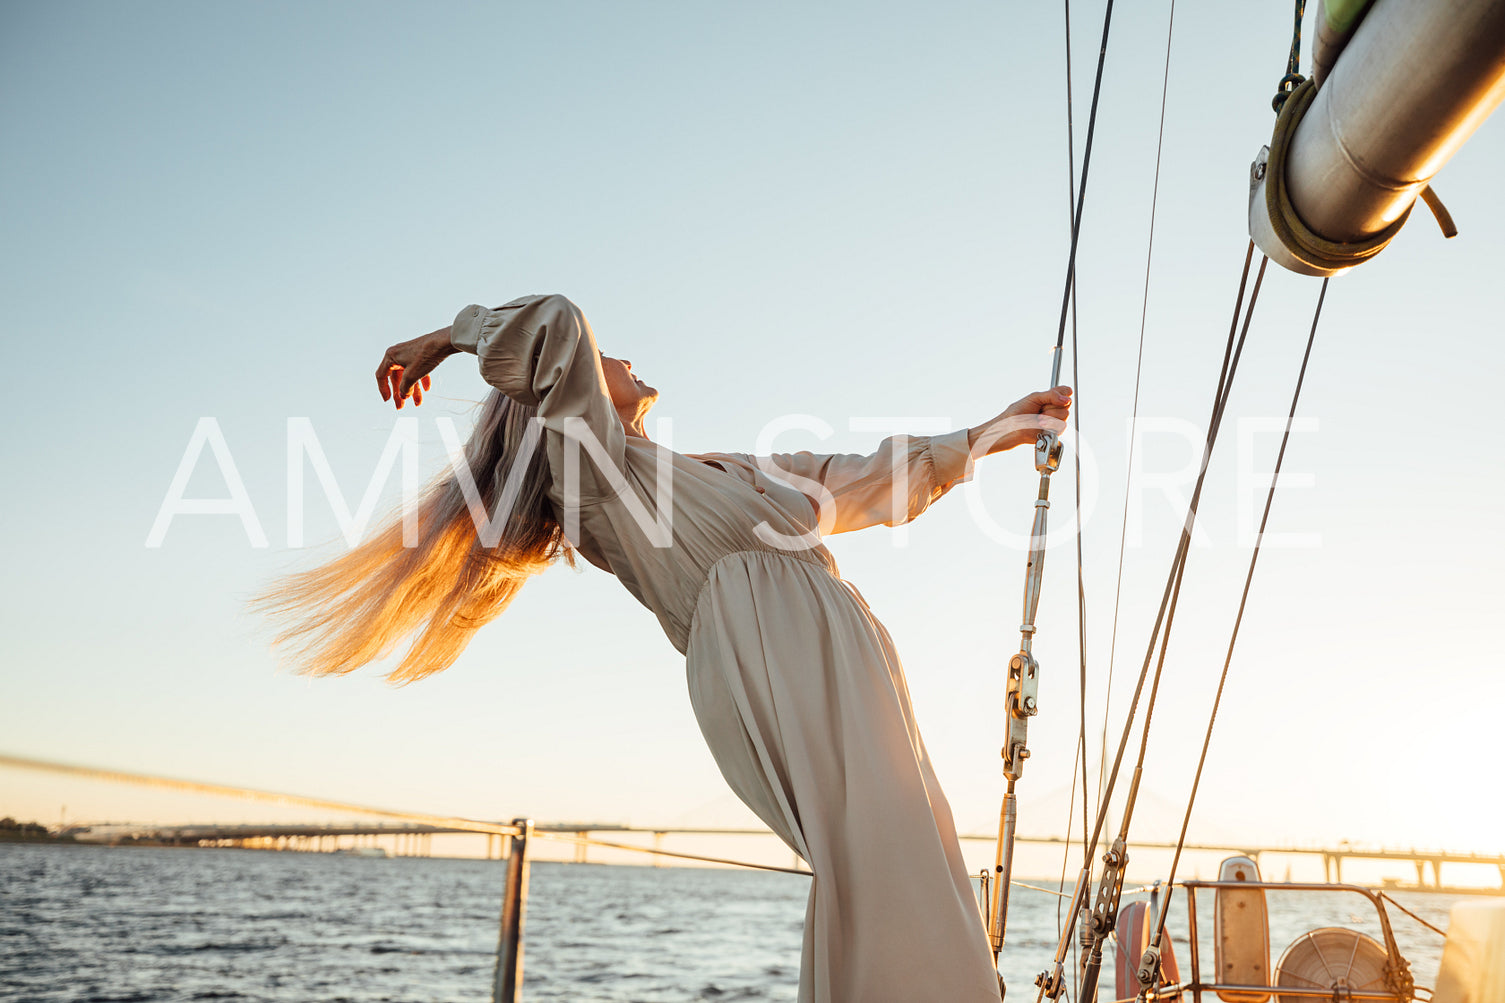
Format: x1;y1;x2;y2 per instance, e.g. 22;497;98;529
377;337;444;410
390;366;408;409
1005;386;1074;419
375;351;397;402
1028;386;1073;410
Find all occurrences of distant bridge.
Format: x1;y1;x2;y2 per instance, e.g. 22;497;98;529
62;820;1505;890
9;752;1500;891
951;833;1505;891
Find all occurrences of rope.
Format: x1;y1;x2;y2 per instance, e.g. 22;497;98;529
1272;0;1308;112
1419;185;1459;239
1150;278;1331;951
1261;0;1454;263
1263;78;1414;272
1378;891;1450;940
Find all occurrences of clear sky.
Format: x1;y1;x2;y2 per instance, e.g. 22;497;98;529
3;0;1502;874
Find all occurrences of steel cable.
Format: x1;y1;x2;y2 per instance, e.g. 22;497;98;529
1147;278;1331;956
1036;244;1265;997
1098;0;1178;818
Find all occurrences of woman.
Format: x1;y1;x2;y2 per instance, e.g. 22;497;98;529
262;293;1070;1002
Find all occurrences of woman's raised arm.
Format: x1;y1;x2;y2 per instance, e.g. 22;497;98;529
375;329;453;408
376;294;627;507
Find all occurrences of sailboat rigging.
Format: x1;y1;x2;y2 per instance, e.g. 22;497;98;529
983;0;1505;999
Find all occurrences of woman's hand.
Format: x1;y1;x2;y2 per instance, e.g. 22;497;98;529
375;326;459;409
968;386;1073;455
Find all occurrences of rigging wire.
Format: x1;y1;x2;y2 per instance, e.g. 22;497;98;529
1035;243;1265;1000
1082;253;1271;1002
1054;0;1092;963
1136;6;1327;967
1069;123;1091;862
993;0;1113;963
1147;278;1330;954
1049;0;1115;386
1088;250;1268;876
1060;9;1094;999
1088;242;1260;853
1111;251;1270;836
1097;0;1178;810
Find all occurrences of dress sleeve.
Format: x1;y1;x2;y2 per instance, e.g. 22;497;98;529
449;294;625;507
756;429;976;534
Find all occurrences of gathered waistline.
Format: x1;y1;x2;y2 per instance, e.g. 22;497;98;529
684;547;869;641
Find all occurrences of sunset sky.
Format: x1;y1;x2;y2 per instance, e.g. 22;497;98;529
3;1;1502;878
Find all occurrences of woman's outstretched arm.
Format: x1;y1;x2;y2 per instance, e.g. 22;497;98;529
747;386;1072;535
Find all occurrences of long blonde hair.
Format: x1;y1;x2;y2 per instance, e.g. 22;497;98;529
253;391;571;685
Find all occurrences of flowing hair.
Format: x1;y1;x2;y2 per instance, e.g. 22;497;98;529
252;390;571;685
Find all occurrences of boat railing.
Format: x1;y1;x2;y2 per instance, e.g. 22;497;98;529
1110;878;1417;1003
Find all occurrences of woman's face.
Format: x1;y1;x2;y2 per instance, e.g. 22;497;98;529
600;355;659;412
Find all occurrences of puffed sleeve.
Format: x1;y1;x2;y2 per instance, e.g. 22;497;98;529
756;429;975;534
449;294;626;508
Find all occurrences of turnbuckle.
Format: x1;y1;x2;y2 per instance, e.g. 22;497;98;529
1003;651;1039;778
1137;942;1163;995
994;429;1068;972
1005;430;1063;780
1078;836;1131;1001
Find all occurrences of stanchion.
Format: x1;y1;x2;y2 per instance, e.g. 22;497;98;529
492;817;533;1003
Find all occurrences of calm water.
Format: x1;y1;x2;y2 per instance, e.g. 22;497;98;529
0;843;1466;1002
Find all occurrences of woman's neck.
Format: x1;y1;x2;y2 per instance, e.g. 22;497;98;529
617;404;652;440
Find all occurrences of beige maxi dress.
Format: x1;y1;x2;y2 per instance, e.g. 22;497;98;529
451;294;1002;1003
